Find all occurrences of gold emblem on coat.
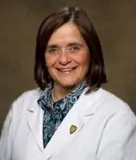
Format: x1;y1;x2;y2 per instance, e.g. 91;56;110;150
70;125;77;134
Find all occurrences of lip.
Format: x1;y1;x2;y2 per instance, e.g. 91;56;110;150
57;67;77;72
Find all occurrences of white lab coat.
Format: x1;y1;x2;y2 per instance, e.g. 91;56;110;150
0;88;136;160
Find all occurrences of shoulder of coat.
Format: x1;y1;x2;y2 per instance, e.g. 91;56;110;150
81;87;132;114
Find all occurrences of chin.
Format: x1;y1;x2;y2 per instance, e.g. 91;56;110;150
58;80;80;89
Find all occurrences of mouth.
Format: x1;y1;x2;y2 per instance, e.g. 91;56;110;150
57;67;77;73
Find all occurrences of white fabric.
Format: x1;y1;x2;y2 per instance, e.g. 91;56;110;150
0;88;136;160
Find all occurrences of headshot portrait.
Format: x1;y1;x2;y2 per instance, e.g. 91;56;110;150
0;4;136;160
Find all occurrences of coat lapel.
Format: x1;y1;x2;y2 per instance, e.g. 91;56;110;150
41;88;99;158
26;102;44;151
25;88;101;160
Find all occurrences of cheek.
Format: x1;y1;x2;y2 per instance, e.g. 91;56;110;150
45;54;55;67
77;53;90;68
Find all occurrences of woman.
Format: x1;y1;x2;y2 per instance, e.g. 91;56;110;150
0;6;136;160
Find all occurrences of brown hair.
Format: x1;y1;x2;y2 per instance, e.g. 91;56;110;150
34;6;107;92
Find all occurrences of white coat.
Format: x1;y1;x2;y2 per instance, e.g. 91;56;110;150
0;88;136;160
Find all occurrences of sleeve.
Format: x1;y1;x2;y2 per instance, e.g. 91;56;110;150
0;105;13;160
122;123;136;160
96;107;136;160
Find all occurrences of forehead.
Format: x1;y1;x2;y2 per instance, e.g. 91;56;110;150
47;22;86;46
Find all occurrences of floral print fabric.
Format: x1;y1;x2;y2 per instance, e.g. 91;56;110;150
38;82;86;148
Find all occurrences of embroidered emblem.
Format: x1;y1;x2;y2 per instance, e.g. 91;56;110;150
70;125;77;134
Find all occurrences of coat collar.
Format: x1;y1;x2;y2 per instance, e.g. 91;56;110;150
26;87;102;114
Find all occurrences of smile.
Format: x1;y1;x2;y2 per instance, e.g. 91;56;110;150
57;67;77;73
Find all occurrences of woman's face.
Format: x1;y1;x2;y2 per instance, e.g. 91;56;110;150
45;22;90;89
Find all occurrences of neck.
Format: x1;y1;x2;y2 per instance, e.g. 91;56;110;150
52;84;76;102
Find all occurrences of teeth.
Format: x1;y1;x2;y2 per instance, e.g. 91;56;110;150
59;68;73;72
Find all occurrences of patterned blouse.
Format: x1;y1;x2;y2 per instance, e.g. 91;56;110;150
37;82;87;148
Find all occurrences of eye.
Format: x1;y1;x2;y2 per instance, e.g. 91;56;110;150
46;47;59;54
68;46;80;53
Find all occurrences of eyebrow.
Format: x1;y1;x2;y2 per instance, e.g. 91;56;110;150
67;42;84;47
47;42;84;48
46;44;59;49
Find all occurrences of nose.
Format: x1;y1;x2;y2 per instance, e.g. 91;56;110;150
58;50;71;65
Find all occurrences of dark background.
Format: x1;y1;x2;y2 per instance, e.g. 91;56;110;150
0;0;136;131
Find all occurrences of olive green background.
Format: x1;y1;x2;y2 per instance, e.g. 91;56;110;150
0;0;136;131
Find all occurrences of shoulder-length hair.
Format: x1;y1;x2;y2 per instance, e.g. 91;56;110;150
34;6;107;93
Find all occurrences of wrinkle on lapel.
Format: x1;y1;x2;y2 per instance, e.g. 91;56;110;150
26;104;44;151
